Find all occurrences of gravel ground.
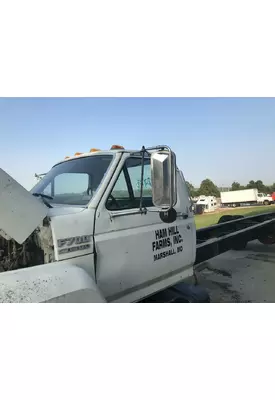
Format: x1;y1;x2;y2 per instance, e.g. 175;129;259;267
195;240;275;302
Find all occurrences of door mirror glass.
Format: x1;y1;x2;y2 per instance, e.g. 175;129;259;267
151;150;177;210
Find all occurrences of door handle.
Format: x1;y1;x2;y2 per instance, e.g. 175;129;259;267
177;212;188;219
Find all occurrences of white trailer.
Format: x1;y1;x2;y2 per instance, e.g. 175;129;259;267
196;196;218;213
221;189;273;207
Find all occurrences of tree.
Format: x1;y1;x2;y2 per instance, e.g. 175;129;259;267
255;180;266;192
231;181;241;191
231;181;246;191
198;179;220;197
185;181;197;198
246;180;269;193
246;180;256;189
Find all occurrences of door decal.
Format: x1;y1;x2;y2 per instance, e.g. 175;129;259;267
152;225;184;262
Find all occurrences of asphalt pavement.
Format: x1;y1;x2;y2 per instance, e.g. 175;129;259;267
195;240;275;302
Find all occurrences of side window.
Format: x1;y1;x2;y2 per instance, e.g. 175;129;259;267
106;157;153;210
128;162;152;198
111;170;131;200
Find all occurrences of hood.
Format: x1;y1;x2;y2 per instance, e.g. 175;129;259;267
0;168;48;244
47;205;87;217
0;169;90;244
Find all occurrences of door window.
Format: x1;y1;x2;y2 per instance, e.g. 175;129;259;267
106;157;153;210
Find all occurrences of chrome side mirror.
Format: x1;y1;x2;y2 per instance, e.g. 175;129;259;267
151;150;177;210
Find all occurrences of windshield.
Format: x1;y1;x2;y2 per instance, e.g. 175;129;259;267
31;155;113;206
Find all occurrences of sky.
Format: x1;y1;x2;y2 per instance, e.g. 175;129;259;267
0;98;274;190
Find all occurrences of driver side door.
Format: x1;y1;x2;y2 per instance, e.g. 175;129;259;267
94;155;195;302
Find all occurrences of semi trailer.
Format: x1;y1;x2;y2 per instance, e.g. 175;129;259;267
0;144;275;303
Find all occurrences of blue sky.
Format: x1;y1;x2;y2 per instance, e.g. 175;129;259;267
0;98;274;190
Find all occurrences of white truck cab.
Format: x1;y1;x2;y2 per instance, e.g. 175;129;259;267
257;193;273;205
0;145;196;302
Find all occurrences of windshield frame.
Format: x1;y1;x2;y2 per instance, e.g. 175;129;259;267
31;154;115;208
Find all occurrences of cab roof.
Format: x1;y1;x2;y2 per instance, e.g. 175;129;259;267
55;145;139;167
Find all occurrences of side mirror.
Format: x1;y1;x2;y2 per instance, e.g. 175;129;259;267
151;150;177;210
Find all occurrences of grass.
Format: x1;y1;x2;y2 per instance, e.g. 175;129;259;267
195;205;275;229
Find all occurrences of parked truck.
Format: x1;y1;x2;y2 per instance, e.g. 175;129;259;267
0;144;275;303
221;188;274;208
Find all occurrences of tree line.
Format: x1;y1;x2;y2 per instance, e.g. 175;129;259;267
186;179;275;198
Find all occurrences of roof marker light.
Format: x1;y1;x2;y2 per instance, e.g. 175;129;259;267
111;145;124;150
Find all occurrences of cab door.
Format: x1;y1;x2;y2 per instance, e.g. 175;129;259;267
94;155;195;302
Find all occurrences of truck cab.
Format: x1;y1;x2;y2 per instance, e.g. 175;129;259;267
257;193;273;205
0;145;196;302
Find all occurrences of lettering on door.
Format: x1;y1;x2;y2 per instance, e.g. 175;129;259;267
152;226;183;261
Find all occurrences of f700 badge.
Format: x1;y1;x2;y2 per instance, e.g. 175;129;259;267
57;235;92;255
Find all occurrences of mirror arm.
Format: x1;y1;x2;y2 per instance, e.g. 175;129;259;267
139;146;145;211
130;145;171;157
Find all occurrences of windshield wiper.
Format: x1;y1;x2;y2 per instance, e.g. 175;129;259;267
32;193;53;200
32;193;53;208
